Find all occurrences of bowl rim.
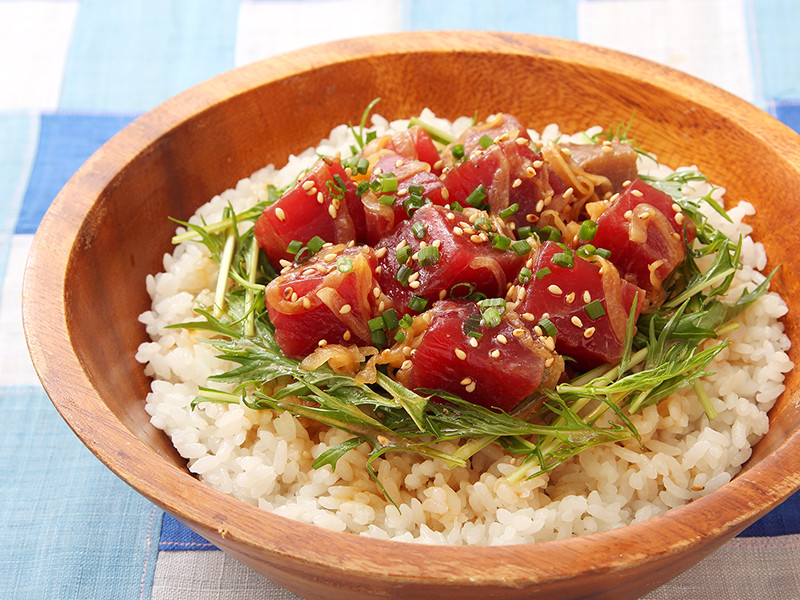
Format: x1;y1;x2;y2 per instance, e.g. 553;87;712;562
22;30;800;588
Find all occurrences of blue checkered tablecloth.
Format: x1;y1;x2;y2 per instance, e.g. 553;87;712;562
2;1;799;598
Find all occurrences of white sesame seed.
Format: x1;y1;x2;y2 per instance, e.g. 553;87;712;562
454;348;467;360
302;180;314;190
563;187;574;200
339;304;352;314
624;210;633;219
316;192;324;204
446;212;456;221
434;160;444;170
395;159;404;168
512;328;525;338
323;252;337;262
343;330;351;341
583;290;591;303
378;300;386;312
533;160;544;168
631;189;644;198
496;334;508;345
290;292;298;302
279;259;292;268
375;265;383;274
397;240;407;250
302;297;311;310
622;180;631;187
465;382;476;393
438;288;446;300
535;200;544;212
522;312;535;322
401;359;413;370
470;234;482;243
545;357;555;368
275;207;286;222
468;337;478;348
490;349;501;358
328;205;337;219
375;247;387;258
408;271;420;282
672;232;681;240
409;281;421;289
512;178;522;188
565;292;575;304
584;327;596;339
675;213;684;225
441;188;450;200
543;336;555;351
548;284;563;295
526;166;537;177
318;339;328;347
571;316;583;328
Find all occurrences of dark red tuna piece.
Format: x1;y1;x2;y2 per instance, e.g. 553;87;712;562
441;113;532;168
264;244;385;358
254;158;366;267
398;300;563;412
361;124;442;173
515;241;645;370
584;178;694;307
361;151;449;244
442;137;578;232
376;204;526;315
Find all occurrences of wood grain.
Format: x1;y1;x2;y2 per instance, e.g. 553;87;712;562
21;32;800;599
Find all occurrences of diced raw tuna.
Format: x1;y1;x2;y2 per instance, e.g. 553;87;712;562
515;241;645;370
254;158;366;266
360;151;449;244
360;125;442;173
441;113;531;168
264;244;384;358
583;178;694;307
442;137;577;231
376;204;526;314
398;300;563;412
560;140;639;195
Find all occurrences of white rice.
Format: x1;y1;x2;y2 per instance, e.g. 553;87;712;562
135;110;793;545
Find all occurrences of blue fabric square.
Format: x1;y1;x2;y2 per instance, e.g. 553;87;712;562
16;112;135;235
404;0;578;39
0;388;160;599
59;0;239;112
749;0;800;102
773;100;800;135
740;490;800;537
159;514;217;551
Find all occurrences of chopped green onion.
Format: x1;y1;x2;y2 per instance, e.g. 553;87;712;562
463;313;483;337
464;184;488;208
478;134;493;148
594;247;612;259
576;244;596;259
492;234;511;250
336;256;354;273
537;318;558;337
408;183;424;195
482;307;502;328
466;291;488;302
449;201;464;213
499;203;519;219
540;226;561;242
535;266;551;280
407;295;428;312
365;131;377;144
380;175;398;193
399;313;414;329
518;267;532;284
395;264;414;286
356;180;369;197
479;297;506;313
516;226;534;239
382;308;400;331
370;329;387;347
368;316;385;331
307;236;325;255
578;219;598;241
584;299;606;320
511;239;532;256
412;222;427;240
403;194;425;217
378;194;395;206
552;251;575;269
396;245;412;265
450;282;474;298
474;217;493;232
418;245;440;267
451;144;465;160
394;330;406;343
286;240;303;255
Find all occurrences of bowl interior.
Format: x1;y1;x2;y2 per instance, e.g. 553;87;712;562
23;32;800;599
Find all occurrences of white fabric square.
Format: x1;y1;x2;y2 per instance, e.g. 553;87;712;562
1;234;39;386
0;1;79;111
578;0;755;103
235;0;404;66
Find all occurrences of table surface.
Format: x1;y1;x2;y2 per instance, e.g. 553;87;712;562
2;1;799;598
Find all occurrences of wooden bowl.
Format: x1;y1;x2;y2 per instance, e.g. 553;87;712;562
22;32;800;599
